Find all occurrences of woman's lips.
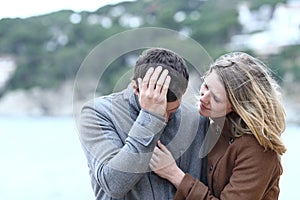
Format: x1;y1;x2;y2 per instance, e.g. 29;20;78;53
200;103;210;111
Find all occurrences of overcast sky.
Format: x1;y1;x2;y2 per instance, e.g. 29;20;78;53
0;0;134;20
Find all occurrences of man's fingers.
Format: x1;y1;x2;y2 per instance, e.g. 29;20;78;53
161;75;171;97
148;66;163;90
141;67;154;91
140;66;170;94
155;69;169;92
137;78;142;91
138;66;170;116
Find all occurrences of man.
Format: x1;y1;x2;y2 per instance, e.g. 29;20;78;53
79;47;208;199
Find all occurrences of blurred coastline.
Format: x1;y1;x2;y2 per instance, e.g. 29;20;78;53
0;81;299;125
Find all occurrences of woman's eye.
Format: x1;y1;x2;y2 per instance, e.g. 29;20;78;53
213;95;222;103
214;97;220;103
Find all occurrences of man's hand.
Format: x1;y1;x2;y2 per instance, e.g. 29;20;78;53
138;66;171;117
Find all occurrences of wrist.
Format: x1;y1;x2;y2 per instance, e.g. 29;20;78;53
142;109;165;122
166;166;185;189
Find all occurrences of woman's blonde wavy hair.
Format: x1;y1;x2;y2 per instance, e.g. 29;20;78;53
208;52;286;155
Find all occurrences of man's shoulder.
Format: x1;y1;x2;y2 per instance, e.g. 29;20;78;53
82;89;129;112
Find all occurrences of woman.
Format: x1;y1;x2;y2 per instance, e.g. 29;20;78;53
149;52;286;199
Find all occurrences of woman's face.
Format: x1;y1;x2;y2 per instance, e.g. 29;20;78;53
199;70;232;118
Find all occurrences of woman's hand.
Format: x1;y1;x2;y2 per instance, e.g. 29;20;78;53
149;140;185;188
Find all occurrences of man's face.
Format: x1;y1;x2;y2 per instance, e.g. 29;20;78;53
165;99;181;123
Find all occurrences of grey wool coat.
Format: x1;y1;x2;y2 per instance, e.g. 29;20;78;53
79;85;209;200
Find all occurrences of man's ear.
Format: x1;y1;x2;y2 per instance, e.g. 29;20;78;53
131;80;139;95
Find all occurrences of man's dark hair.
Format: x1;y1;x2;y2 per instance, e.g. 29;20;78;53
132;48;189;102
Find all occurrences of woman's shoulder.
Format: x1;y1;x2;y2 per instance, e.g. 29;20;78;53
235;133;259;146
233;133;280;163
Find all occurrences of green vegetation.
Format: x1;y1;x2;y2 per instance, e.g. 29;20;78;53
0;0;297;96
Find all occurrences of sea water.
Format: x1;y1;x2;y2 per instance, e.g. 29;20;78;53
280;124;300;200
0;117;94;200
0;117;299;199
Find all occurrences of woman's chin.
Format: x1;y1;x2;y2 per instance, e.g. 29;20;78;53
198;109;210;117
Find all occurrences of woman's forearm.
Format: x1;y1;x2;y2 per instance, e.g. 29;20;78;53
164;165;185;189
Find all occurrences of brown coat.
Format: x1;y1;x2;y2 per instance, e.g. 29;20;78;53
174;122;283;200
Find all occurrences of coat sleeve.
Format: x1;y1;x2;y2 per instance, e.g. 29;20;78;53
79;99;166;198
174;174;210;200
174;135;282;200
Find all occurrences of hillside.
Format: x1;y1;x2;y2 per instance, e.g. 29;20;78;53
0;0;299;118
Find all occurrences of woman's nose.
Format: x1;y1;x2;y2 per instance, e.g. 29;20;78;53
200;90;210;103
200;86;209;97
